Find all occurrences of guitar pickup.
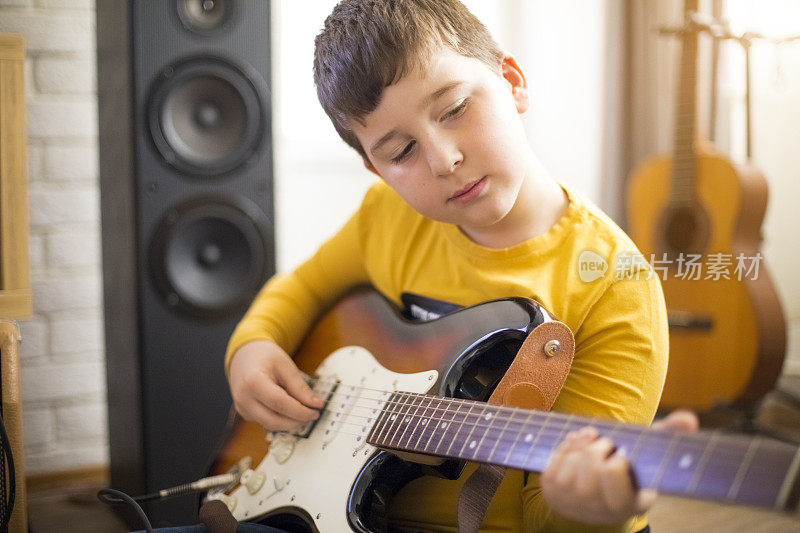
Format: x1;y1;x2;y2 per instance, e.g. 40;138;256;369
321;381;362;445
292;375;339;439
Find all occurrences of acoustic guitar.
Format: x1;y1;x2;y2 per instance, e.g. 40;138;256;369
626;1;786;411
209;289;800;532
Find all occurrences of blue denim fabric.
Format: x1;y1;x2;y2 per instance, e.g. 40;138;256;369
133;525;287;533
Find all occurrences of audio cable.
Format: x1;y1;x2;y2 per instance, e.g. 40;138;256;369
97;466;246;532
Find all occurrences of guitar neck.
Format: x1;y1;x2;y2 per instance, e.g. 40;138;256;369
367;391;800;512
671;0;700;204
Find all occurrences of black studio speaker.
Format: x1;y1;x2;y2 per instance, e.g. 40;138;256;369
97;0;274;526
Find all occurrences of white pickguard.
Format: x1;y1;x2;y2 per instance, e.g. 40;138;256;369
215;346;438;531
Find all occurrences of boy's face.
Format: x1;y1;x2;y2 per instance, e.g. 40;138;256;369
351;47;532;234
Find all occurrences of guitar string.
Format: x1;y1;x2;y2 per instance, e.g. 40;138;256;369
246;380;779;493
279;380;762;460
307;378;748;451
281;410;761;493
280;374;781;495
305;379;765;458
272;423;757;495
309;403;748;462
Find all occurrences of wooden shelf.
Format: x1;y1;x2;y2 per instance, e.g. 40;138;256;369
0;34;31;319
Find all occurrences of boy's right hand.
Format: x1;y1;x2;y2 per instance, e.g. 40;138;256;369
228;340;324;431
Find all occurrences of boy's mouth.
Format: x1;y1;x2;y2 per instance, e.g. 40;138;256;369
449;177;487;202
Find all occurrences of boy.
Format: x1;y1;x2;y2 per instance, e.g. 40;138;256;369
227;1;690;531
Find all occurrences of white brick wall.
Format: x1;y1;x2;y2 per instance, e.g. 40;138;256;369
0;2;106;476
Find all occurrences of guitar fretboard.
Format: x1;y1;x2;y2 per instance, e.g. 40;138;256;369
367;391;800;511
671;0;700;204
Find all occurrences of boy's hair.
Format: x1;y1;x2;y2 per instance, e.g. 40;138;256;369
313;0;503;161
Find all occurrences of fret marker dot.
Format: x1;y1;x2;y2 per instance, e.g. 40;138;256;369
679;454;693;469
469;441;477;449
404;417;410;423
485;413;492;421
440;422;447;429
390;415;396;421
524;434;533;443
421;419;427;426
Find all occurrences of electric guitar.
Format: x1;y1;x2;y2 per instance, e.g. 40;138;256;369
626;0;786;410
209;289;800;532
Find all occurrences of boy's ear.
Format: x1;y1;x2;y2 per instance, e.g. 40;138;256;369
500;54;529;114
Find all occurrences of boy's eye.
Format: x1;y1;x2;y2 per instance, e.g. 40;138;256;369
391;141;416;164
441;98;469;121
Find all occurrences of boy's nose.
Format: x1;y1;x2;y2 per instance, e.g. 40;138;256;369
429;144;463;177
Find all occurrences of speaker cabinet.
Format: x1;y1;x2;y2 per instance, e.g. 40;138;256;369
97;1;274;526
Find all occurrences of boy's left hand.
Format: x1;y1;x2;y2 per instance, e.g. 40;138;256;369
541;410;698;525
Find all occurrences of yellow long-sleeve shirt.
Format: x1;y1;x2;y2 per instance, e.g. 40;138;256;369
226;180;668;532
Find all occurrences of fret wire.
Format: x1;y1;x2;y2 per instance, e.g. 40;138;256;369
420;397;446;452
487;404;516;463
331;391;800;509
369;398;599;448
606;420;622;444
354;397;780;479
384;392;415;448
627;424;649;465
776;446;800;510
397;394;426;449
523;412;571;471
369;391;398;444
434;400;465;455
473;404;500;461
549;413;580;464
404;396;431;449
687;430;720;494
305;383;773;464
370;391;396;444
410;395;437;451
458;403;491;459
362;395;758;461
444;402;476;457
603;420;632;459
376;391;409;444
727;436;761;501
502;408;536;466
649;432;681;490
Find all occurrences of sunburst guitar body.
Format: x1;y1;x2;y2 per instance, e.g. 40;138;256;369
627;147;785;410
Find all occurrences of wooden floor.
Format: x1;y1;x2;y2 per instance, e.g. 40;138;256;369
26;481;799;532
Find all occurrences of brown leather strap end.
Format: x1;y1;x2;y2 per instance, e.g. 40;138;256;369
488;320;575;411
457;320;575;533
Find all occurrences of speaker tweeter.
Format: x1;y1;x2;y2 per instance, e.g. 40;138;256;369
177;0;232;34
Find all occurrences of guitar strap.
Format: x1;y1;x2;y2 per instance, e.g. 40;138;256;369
456;320;575;533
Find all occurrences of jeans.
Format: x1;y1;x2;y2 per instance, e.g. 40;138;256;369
134;525;287;533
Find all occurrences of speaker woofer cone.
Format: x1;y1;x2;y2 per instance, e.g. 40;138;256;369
148;58;264;176
177;0;231;34
150;197;271;317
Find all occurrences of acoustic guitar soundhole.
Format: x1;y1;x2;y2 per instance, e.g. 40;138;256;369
656;203;711;258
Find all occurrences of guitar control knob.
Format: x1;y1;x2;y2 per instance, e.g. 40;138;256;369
240;468;266;495
215;494;237;513
270;433;296;464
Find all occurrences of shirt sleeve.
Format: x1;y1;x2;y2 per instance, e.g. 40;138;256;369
520;275;669;532
224;193;372;374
